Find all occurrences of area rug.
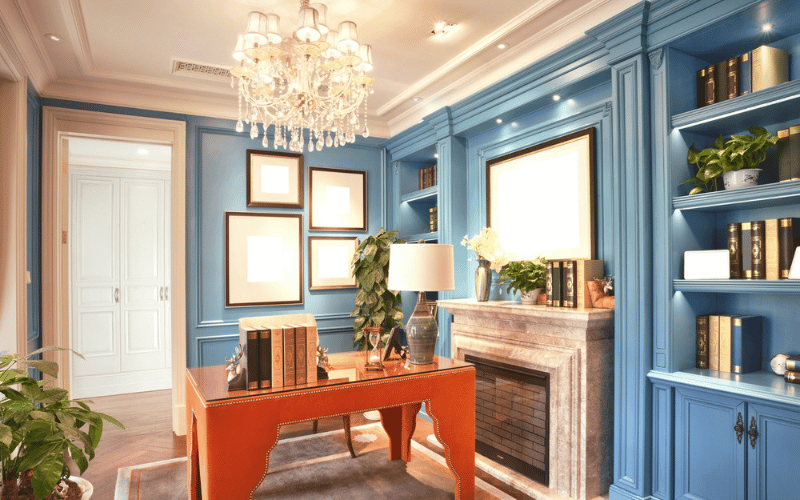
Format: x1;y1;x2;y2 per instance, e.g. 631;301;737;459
115;423;512;500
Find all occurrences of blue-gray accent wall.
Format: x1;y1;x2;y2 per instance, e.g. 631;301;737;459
26;82;42;361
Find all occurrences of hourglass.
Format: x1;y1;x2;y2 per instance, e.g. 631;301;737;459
364;326;383;370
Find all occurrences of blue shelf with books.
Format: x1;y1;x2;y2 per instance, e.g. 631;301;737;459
674;279;800;294
673;180;800;212
400;185;437;204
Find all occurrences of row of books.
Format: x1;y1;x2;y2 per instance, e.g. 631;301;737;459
429;206;438;232
545;259;604;308
239;323;318;390
783;356;800;385
728;218;799;279
419;165;437;190
695;315;762;374
696;45;788;108
776;126;800;182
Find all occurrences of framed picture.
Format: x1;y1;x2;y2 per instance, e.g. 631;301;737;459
487;127;596;261
309;166;367;231
225;212;303;307
308;237;359;290
246;149;303;208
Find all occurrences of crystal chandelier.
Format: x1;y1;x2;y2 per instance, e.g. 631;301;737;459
230;1;374;153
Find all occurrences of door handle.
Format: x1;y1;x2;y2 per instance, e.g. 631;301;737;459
114;288;119;303
160;286;164;301
165;286;169;301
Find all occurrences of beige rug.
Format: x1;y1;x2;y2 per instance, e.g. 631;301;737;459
115;423;512;499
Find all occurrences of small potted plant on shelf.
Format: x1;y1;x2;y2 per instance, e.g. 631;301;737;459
499;258;548;304
682;126;778;194
0;348;124;500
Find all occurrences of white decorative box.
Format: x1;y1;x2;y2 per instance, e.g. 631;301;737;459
684;250;730;279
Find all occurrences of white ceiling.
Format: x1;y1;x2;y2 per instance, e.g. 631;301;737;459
7;0;640;138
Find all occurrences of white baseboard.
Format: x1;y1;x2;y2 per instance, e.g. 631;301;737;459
72;368;171;398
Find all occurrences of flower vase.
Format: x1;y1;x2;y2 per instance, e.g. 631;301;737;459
475;259;491;302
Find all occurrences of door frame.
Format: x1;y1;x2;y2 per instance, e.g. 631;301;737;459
42;107;188;435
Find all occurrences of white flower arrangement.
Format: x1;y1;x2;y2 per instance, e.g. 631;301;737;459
461;227;509;272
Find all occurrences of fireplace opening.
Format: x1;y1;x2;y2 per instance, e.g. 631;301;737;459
466;354;549;486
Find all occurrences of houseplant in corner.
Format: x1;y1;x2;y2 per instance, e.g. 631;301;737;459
682;126;778;194
350;228;405;351
0;348;124;500
499;258;547;304
461;228;508;301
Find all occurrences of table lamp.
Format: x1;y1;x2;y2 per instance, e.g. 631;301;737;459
386;243;455;364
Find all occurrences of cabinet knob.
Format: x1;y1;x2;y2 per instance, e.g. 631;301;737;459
748;416;758;449
734;412;744;444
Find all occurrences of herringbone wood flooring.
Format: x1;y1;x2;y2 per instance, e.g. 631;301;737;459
80;390;533;500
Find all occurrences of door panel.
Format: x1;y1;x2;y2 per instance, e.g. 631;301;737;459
72;310;117;377
748;403;800;500
675;387;745;500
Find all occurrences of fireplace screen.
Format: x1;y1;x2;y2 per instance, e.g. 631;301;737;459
466;355;549;485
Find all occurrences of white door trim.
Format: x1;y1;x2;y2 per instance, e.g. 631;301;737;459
42;107;188;435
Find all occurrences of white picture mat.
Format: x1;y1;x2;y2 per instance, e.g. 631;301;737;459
249;153;300;205
227;214;301;305
489;133;593;261
310;168;365;230
309;237;358;289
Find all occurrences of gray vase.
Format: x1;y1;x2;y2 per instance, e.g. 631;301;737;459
475;259;491;302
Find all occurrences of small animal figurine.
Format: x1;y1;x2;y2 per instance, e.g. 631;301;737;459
317;345;332;379
225;344;246;391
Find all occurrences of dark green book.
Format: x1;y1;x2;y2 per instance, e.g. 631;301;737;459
695;315;709;369
728;223;742;279
751;220;766;279
715;60;728;104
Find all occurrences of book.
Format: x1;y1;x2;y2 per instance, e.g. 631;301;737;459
305;323;318;385
283;325;296;386
786;355;800;372
751;220;766;279
785;370;800;384
714;60;728;104
765;219;780;280
726;56;739;99
295;324;307;385
551;261;563;307
244;328;259;390
728;223;742;279
564;260;577;308
718;314;735;372
546;261;554;306
271;326;284;389
751;45;789;92
702;64;716;106
739;52;751;95
258;328;271;389
696;67;707;107
695;315;709;369
779;218;800;279
776;128;792;182
741;221;752;279
784;125;800;182
731;315;761;374
576;259;604;308
708;315;720;371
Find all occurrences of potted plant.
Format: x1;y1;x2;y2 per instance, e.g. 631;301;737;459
350;228;405;350
0;348;124;500
461;228;509;301
499;258;547;304
682;126;778;194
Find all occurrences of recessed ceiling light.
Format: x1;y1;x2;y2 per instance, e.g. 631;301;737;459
496;118;503;124
511;122;518;127
552;94;561;101
45;34;61;42
567;99;576;105
497;43;508;50
434;153;439;159
431;21;457;37
412;97;422;102
137;148;149;155
761;23;773;32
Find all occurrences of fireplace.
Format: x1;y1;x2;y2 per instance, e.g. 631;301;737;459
468;355;549;485
439;299;614;500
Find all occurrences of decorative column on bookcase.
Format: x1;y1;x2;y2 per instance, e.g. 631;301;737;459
428;107;469;359
587;3;654;500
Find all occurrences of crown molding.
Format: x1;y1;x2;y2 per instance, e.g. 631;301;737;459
0;0;56;89
58;0;93;74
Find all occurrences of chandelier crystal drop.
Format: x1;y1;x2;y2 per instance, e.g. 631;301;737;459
230;1;374;153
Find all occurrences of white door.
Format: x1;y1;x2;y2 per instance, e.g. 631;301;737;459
70;169;171;398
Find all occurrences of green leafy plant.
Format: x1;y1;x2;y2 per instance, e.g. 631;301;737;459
350;229;405;350
0;347;124;500
499;258;547;295
682;126;778;194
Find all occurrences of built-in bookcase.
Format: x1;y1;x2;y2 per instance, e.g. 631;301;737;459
394;157;438;242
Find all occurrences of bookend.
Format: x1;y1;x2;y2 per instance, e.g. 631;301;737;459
225;343;247;391
383;326;408;361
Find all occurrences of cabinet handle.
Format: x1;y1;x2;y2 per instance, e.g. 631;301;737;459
748;416;758;449
114;288;119;303
734;412;744;444
160;287;164;301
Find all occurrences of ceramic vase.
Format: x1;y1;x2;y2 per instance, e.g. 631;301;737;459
723;168;761;190
475;259;491;302
520;288;543;305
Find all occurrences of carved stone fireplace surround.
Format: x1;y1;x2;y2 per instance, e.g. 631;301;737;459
438;299;614;500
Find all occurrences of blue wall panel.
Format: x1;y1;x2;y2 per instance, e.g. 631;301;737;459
26;82;42;361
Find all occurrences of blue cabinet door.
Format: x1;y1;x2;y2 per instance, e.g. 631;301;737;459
747;403;800;500
675;387;746;500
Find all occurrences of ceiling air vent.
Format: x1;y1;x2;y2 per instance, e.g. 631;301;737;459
171;59;231;81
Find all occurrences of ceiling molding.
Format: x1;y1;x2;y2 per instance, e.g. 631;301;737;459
386;0;613;135
0;0;56;89
58;0;93;74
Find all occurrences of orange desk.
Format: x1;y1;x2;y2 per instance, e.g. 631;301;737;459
186;352;476;500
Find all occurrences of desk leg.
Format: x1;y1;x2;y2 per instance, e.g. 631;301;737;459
379;402;421;462
188;412;201;500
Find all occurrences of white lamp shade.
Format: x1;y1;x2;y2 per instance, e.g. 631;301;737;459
233;34;245;61
357;44;373;71
309;3;329;35
337;21;359;53
265;14;281;45
387;244;455;292
296;6;321;42
244;12;268;45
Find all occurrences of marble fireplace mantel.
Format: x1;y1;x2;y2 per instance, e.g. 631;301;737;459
438;299;614;500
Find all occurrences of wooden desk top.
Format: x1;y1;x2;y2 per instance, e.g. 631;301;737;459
187;352;473;403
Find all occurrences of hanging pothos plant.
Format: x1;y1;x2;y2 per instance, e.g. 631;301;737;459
350;228;405;350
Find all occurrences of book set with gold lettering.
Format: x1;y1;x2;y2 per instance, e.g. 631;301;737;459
238;323;318;390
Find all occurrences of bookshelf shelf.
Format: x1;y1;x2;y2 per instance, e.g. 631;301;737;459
672;180;800;212
400;185;437;204
400;231;438;243
673;279;800;294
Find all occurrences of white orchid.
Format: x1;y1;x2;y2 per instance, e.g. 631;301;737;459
461;227;508;272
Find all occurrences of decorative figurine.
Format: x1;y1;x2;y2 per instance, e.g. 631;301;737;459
317;345;331;379
225;344;246;391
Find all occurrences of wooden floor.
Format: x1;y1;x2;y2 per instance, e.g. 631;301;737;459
80;389;533;500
